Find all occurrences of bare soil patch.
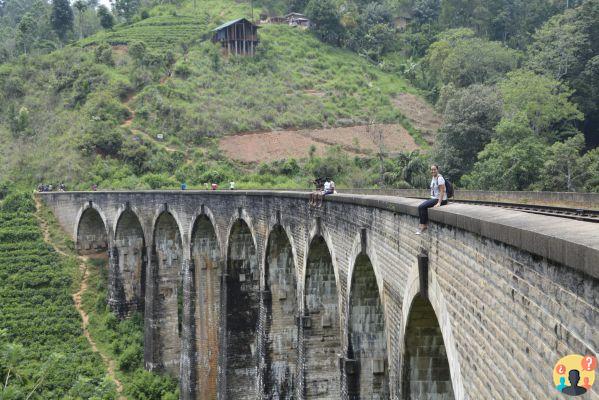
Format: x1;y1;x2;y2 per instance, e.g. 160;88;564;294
393;93;442;144
219;124;420;163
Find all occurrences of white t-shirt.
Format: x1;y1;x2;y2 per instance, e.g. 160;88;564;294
323;181;331;192
430;175;447;200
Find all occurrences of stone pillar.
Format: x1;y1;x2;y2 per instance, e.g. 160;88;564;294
144;245;159;371
217;268;229;400
180;258;196;400
107;246;127;318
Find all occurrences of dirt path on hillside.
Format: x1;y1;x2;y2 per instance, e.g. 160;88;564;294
34;197;126;399
120;93;179;154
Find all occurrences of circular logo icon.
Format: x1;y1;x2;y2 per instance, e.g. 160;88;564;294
553;354;596;396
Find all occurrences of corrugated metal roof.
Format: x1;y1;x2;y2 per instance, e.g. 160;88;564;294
213;18;258;31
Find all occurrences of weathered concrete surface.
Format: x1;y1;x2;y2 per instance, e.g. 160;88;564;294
40;191;599;400
338;188;599;210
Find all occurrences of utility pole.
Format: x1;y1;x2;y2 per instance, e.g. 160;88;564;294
250;0;254;22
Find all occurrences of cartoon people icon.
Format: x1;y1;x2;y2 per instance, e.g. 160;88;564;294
556;377;567;392
562;370;587;396
554;354;596;396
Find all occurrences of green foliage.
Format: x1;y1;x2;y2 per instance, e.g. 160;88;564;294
0;192;115;399
94;43;114;66
426;29;521;88
127;369;179;400
113;0;140;23
462;135;548;190
50;0;73;41
305;0;344;45
434;84;502;182
97;6;115;30
543;134;590;191
498;69;583;140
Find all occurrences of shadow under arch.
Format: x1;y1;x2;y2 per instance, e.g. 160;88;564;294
113;208;146;316
224;218;260;398
76;206;109;254
347;253;389;399
303;235;341;398
190;214;221;400
263;224;298;399
402;294;455;400
149;210;183;377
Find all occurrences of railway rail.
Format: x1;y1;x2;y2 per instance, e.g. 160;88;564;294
443;199;599;223
335;189;599;223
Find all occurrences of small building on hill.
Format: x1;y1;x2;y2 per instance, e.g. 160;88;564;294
285;12;311;28
212;18;260;56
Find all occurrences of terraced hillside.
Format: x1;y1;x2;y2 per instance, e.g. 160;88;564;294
81;15;206;50
0;193;115;398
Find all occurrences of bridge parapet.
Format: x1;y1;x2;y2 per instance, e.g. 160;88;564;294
38;191;599;400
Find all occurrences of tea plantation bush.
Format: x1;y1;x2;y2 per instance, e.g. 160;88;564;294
0;193;116;399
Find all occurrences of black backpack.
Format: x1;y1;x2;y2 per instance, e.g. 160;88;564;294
444;177;454;198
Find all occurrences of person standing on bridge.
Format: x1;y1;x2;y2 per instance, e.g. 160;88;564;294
416;164;447;235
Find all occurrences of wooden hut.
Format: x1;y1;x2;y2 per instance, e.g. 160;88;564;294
212;18;260;56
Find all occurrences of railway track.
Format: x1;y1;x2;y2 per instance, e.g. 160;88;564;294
446;199;599;223
335;189;599;223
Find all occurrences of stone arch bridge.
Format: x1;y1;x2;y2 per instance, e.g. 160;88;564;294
39;191;598;400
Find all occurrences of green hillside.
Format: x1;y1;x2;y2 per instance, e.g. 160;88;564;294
0;0;424;191
0;193;115;399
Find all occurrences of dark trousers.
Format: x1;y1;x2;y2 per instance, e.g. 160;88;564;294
418;198;447;224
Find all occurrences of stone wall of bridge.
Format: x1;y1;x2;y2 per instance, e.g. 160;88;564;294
39;191;599;400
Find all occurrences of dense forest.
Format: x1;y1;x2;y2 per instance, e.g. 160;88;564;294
0;0;597;192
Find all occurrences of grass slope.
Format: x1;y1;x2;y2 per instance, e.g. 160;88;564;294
0;0;427;190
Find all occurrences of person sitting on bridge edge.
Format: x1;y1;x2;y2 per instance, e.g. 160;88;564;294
181;182;187;190
323;177;334;196
309;177;324;207
416;164;447;235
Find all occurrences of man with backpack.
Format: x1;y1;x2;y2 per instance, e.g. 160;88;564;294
415;164;452;235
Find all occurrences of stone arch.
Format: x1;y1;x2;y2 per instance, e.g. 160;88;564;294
401;263;464;400
190;213;221;400
113;208;146;315
76;205;109;254
150;211;184;376
347;253;389;399
401;295;454;400
263;224;298;399
303;235;341;399
224;218;260;398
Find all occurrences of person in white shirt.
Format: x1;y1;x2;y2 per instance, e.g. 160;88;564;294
416;164;447;235
323;178;333;195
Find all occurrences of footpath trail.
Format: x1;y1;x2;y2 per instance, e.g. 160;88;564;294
34;197;127;400
120;89;180;154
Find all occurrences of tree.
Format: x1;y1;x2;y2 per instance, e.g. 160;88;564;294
526;0;599;146
498;69;583;140
73;0;87;39
112;0;140;23
306;0;344;45
426;29;521;88
413;0;441;25
462;135;548;190
97;5;114;30
16;12;36;54
50;0;73;41
434;84;502;182
543;134;587;191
